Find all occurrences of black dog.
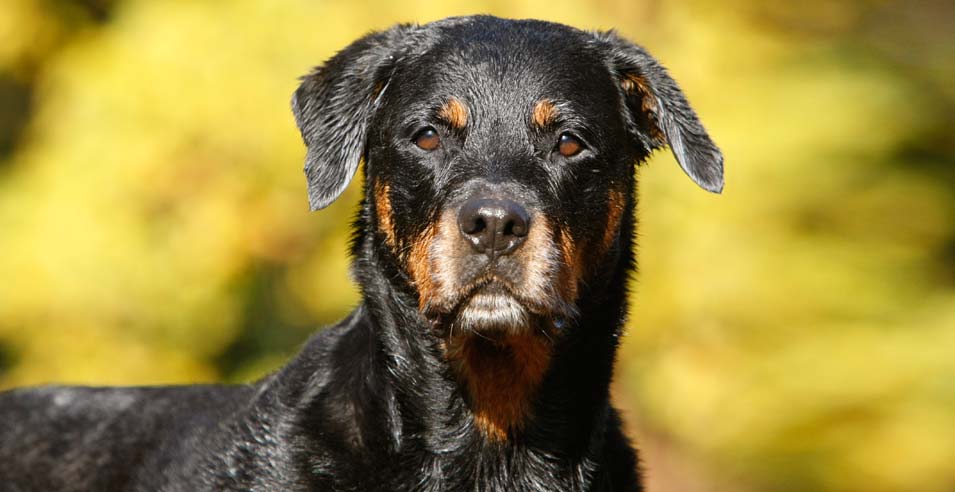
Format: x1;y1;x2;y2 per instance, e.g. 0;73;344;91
0;16;722;491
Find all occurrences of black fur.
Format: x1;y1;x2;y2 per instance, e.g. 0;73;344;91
0;16;722;491
594;31;724;192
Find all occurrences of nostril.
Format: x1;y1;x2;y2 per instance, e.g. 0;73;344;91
508;219;527;237
502;202;530;239
472;217;487;235
502;218;528;238
460;213;486;236
502;220;514;237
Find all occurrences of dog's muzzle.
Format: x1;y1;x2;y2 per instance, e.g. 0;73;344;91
418;182;573;337
449;194;541;334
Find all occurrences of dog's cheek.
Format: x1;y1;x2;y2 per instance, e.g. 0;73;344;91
430;210;462;310
406;209;463;313
407;223;438;311
374;181;398;251
596;189;627;260
557;188;628;295
557;227;584;303
516;215;561;304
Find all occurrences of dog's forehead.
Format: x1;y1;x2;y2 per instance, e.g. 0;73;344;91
398;18;615;111
428;18;591;67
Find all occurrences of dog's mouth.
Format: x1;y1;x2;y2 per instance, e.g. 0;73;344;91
453;280;530;334
430;275;564;338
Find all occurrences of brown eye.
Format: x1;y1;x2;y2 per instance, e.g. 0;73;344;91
414;127;440;151
557;133;583;157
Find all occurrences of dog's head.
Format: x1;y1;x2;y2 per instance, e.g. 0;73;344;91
292;16;722;342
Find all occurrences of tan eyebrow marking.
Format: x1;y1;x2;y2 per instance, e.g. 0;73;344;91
532;99;558;128
438;97;469;129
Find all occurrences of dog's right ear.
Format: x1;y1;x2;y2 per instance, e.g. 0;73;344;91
593;30;724;194
292;24;417;211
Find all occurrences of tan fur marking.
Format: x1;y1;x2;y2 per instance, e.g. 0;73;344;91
408;224;437;310
621;73;665;143
429;210;463;312
516;215;556;304
558;228;582;302
447;334;552;442
439;97;468;129
599;189;626;256
374;181;396;249
532;99;558;128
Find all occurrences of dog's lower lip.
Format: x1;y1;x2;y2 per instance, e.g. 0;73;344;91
443;277;555;321
466;291;517;309
456;291;529;333
457;279;518;307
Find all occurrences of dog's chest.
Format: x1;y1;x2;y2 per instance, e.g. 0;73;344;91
332;445;605;492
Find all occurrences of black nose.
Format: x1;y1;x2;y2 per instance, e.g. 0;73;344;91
457;198;531;257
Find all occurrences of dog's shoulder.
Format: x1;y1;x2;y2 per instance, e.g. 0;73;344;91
0;383;256;490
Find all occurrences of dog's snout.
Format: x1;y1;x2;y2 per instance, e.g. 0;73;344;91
457;198;530;257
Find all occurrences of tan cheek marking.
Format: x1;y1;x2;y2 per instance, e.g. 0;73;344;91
532;99;558;128
447;334;552;442
558;228;582;302
374;181;396;250
439;97;468;129
599;189;627;256
408;224;437;310
554;191;626;299
429;209;463;312
621;74;665;144
516;215;558;303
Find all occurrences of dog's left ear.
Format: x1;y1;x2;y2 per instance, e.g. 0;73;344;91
292;24;418;210
594;31;724;193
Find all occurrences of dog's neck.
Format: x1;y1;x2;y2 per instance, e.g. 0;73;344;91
346;200;635;457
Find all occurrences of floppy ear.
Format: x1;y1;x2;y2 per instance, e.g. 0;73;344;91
594;31;724;193
292;24;417;210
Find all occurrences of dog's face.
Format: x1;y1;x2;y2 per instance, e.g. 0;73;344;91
367;24;641;338
293;16;723;341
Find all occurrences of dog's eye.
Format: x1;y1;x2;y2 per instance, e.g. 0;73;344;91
413;127;440;151
556;133;584;157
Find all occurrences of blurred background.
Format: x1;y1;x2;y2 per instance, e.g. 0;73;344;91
1;0;953;490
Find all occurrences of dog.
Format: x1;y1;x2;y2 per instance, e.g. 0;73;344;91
0;15;722;491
